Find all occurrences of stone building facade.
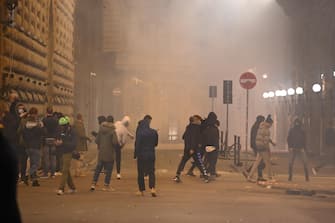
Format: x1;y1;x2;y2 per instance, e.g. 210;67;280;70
0;0;76;115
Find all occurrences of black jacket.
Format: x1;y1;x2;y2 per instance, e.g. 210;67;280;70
0;133;22;223
58;126;77;154
134;120;158;160
202;125;220;149
182;123;202;153
250;121;262;152
22;118;44;149
42;115;59;138
287;126;306;149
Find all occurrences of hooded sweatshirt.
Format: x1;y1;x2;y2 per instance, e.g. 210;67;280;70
134;119;158;160
114;116;134;147
95;121;118;162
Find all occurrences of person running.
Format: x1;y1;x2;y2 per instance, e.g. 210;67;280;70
247;115;276;182
287;118;309;181
56;116;77;195
90;115;118;192
134;115;158;197
173;115;209;183
114;115;134;180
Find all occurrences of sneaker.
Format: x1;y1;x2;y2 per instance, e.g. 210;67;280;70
242;169;248;178
204;175;210;183
268;178;277;183
173;175;181;183
90;184;96;192
311;168;317;176
257;177;267;182
186;172;196;177
68;189;77;194
55;172;62;176
247;176;256;183
135;191;144;196
117;174;121;180
102;185;115;192
40;175;49;179
151;188;157;197
57;190;64;195
32;180;40;187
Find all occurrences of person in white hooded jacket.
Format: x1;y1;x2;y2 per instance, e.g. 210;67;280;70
114;116;134;179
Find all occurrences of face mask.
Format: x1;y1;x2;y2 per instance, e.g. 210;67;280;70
18;108;25;114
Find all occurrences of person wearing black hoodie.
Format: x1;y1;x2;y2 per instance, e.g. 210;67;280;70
134;115;158;197
173;115;209;183
202;112;220;178
287;118;309;181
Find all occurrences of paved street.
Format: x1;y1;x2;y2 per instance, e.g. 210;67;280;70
18;144;335;223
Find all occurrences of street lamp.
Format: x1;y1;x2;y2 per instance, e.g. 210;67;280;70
312;83;321;93
287;88;295;96
296;87;304;95
268;91;275;98
263;92;269;99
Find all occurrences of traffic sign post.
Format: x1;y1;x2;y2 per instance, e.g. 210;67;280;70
239;72;257;152
223;80;233;155
209;85;217;112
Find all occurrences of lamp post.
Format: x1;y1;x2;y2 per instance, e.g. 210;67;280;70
89;72;97;132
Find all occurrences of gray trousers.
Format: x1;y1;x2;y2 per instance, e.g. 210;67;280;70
288;148;309;180
248;150;273;179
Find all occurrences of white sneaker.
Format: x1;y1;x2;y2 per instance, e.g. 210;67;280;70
68;189;77;194
135;191;144;196
57;190;64;195
312;168;317;176
55;172;62;176
102;185;115;192
117;174;121;180
90;184;96;192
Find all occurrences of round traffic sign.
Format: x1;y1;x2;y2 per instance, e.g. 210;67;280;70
239;72;257;90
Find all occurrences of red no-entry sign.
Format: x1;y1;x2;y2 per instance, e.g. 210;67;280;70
239;72;257;90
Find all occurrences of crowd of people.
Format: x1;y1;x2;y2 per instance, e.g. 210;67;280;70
1;91;334;205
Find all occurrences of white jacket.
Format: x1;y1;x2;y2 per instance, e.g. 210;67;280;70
114;116;134;147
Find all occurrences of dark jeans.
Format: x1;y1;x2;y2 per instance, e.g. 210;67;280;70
207;150;219;175
176;150;208;176
288;148;309;180
115;145;122;174
137;158;155;191
26;148;41;180
93;160;114;186
17;146;28;180
43;143;56;176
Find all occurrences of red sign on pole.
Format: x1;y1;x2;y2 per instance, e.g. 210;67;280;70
239;72;257;90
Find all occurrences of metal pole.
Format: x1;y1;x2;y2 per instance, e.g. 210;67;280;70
225;104;229;150
211;97;214;112
245;89;249;152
